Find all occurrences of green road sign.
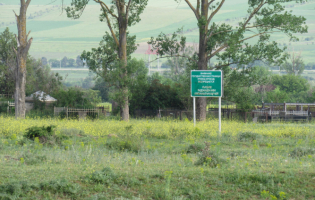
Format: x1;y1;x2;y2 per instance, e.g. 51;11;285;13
191;70;223;97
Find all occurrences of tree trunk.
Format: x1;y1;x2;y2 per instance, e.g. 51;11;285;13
14;0;32;119
118;4;129;121
196;1;209;121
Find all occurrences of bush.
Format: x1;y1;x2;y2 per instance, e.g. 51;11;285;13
195;142;224;167
39;179;80;195
86;167;117;185
24;125;56;141
237;132;261;142
186;143;205;153
0;102;8;114
23;126;83;146
290;147;315;158
105;137;143;153
20;152;47;165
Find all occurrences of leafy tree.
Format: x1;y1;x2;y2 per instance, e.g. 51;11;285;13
149;0;308;121
81;32;146;120
76;55;83;67
0;28;16;96
281;51;305;75
48;59;60;68
305;62;315;70
25;58;63;96
61;56;68;68
135;79;184;111
13;0;33;118
265;87;289;103
66;0;148;121
93;78;110;102
271;74;309;94
41;57;48;66
53;87;100;108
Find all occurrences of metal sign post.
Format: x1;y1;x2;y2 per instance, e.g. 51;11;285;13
193;97;196;126
191;70;223;134
219;97;221;132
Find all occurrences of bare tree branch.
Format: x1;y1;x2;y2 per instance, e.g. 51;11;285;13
184;0;200;19
25;38;33;53
243;0;266;28
207;30;281;60
14;34;20;47
26;31;31;40
126;0;132;16
102;7;119;46
207;0;225;28
95;0;118;19
26;0;31;8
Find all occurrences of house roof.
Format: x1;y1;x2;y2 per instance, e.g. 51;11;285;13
30;91;57;102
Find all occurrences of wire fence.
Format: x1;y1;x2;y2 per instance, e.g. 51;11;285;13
54;106;110;119
134;108;315;122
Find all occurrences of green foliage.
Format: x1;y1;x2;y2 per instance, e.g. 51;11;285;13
186;143;205;154
86;167;117;185
290;147;315;158
24;125;56;141
0;102;8;114
237;132;261;142
272;74;309;94
105;137;143;153
266;87;290;103
92;78;110;102
52;87;99;108
20;152;47;165
195;142;224;167
138;79;184;110
39;179;80;196
281;52;305;75
82;32;148;110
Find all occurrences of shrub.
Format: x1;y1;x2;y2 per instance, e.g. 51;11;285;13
186;143;205;153
39;179;80;195
237;132;261;142
105;137;143;153
20;152;47;165
195;142;224;167
86;167;117;185
290;147;315;158
24;125;56;141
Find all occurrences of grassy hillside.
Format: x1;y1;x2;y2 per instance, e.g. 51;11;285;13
0;0;314;63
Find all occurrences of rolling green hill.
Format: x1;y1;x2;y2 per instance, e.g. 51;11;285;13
0;0;314;63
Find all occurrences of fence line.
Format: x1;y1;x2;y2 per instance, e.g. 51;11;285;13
54;106;110;119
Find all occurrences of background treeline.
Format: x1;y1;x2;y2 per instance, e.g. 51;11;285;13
1;27;315;115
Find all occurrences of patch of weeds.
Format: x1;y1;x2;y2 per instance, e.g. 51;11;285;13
23;125;58;146
186;143;205;154
85;167;117;185
24;125;56;141
86;193;107;200
150;174;164;180
290;147;315;158
230;150;246;158
39;179;80;196
237;132;261;142
195;142;225;167
105;137;143;153
0;181;32;198
20;152;47;165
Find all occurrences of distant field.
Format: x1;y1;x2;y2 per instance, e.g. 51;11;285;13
0;0;314;63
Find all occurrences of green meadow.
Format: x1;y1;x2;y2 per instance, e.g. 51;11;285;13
0;117;315;199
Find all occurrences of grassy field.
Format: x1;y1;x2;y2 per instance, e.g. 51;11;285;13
0;116;315;199
0;0;314;63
